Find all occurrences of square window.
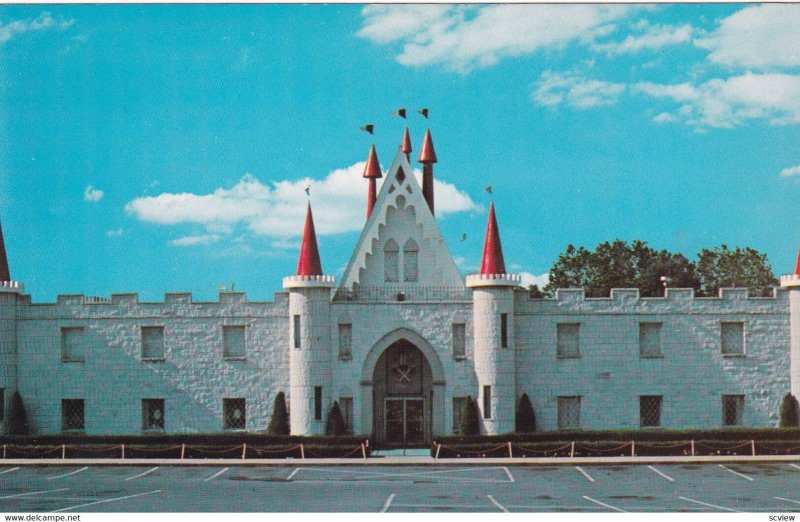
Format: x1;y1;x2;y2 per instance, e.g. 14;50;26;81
483;385;492;419
141;326;165;360
223;326;246;359
142;399;165;431
722;395;745;426
452;323;466;360
557;323;580;359
338;324;352;361
62;399;84;432
558;396;581;430
61;327;85;362
640;395;662;427
452;397;467;434
339;397;353;435
639;323;662;358
721;322;745;356
223;398;246;430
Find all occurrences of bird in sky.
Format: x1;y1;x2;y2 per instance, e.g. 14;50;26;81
392;108;407;118
359;124;374;134
461;233;467;242
304;185;310;196
418;108;429;119
485;185;493;195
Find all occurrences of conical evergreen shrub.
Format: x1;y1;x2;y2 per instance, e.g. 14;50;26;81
6;391;28;435
325;401;346;436
460;395;480;436
266;392;289;435
515;393;536;433
780;392;800;428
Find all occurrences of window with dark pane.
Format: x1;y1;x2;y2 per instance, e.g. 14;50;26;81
62;399;85;432
223;398;246;430
452;323;466;359
483;385;492;419
722;395;744;426
639;395;662;427
557;396;581;429
340;397;353;435
141;326;165;360
452;396;466;434
142;398;165;431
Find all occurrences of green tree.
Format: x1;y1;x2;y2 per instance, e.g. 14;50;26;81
696;244;778;297
459;395;480;437
266;392;289;436
6;391;28;436
780;393;800;428
325;401;346;436
515;393;536;433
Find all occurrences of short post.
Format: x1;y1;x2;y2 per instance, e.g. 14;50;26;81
242;443;247;460
62;444;66;460
300;443;305;460
3;444;6;459
508;441;513;458
751;440;756;456
181;443;186;460
361;443;367;461
570;441;575;458
631;441;635;457
435;443;441;461
121;444;125;460
690;440;695;457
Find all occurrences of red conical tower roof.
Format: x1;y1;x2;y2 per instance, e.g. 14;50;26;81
795;248;800;275
418;129;437;164
0;222;9;281
362;145;382;179
480;202;506;275
296;203;323;276
401;128;412;155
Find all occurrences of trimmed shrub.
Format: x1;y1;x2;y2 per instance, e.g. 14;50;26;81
780;392;800;428
460;395;480;436
266;392;289;435
325;401;346;436
5;391;28;435
515;393;536;433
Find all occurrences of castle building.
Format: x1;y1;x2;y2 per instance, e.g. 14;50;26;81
1;129;800;445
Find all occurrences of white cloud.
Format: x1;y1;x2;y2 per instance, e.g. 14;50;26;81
126;163;481;241
653;112;678;124
519;272;550;288
83;185;104;202
633;72;800;128
0;12;74;43
105;228;124;238
358;4;634;73
594;20;693;54
780;165;800;178
695;5;800;69
532;70;626;110
168;234;222;247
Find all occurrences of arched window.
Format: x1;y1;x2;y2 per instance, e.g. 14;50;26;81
384;239;399;282
403;239;419;282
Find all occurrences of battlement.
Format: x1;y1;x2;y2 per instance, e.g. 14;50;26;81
283;274;336;289
0;280;24;293
29;290;287;307
465;273;521;288
781;274;800;288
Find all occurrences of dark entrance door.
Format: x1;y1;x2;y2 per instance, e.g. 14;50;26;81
372;340;432;447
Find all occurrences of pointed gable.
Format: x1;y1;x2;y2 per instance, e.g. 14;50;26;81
297;203;323;276
339;148;463;291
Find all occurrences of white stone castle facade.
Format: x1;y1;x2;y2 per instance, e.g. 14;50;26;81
2;128;800;445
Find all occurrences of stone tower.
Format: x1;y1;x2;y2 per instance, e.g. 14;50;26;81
781;249;800;398
0;221;22;430
283;203;335;435
466;203;520;434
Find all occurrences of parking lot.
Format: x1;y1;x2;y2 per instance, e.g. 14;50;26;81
1;462;800;512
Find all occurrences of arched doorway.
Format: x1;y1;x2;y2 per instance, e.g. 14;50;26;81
372;340;432;446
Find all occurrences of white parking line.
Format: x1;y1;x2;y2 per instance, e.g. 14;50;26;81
790;464;800;472
679;496;739;513
648;465;675;482
124;467;159;481
47;467;88;480
775;497;800;506
718;464;754;481
583;496;627;513
502;467;515;483
575;466;595;482
0;467;19;475
381;494;395;513
0;488;69;500
488;495;509;513
52;489;161;513
286;468;301;481
204;468;228;482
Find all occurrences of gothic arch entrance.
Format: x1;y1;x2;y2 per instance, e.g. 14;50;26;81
372;340;432;446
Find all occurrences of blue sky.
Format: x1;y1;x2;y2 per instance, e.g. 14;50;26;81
2;4;800;302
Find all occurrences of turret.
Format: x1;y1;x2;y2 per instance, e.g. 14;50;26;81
401;128;412;163
418;129;437;215
283;204;335;435
363;145;382;220
465;203;520;434
0;221;22;433
781;248;800;398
